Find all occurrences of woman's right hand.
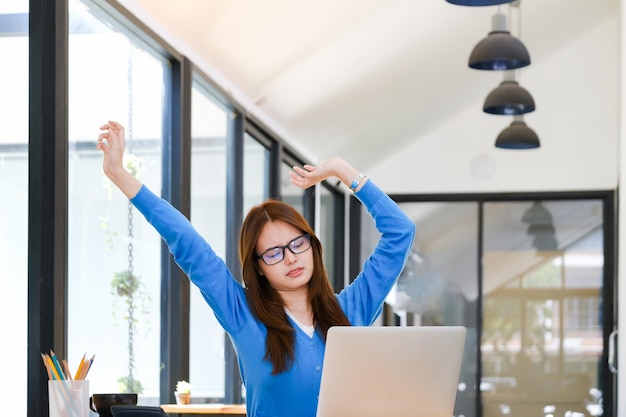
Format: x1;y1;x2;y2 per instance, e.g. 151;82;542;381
97;120;126;178
97;120;142;199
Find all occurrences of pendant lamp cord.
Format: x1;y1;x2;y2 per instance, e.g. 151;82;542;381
509;1;523;82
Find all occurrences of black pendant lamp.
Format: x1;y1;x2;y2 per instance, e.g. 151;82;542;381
495;116;540;149
483;71;535;115
469;13;530;70
446;0;514;5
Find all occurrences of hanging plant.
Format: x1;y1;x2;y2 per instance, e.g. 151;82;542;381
112;270;141;297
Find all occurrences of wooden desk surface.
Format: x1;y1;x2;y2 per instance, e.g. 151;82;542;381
161;403;246;415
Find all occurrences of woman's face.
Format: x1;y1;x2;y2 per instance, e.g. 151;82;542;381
255;220;314;294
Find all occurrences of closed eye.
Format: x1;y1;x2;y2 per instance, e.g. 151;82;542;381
290;236;307;249
263;248;282;259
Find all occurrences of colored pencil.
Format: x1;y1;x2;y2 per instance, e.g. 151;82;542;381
40;353;52;380
62;359;73;380
41;350;93;381
74;353;86;380
78;354;95;380
44;354;62;381
49;350;65;380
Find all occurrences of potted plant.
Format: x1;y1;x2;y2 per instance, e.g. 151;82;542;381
175;380;192;405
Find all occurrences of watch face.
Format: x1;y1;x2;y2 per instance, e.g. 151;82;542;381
351;172;364;190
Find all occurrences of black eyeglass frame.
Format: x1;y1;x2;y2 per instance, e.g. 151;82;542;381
256;234;312;266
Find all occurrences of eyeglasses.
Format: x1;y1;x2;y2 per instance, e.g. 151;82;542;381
256;234;312;266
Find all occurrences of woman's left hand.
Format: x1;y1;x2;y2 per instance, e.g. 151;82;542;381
290;157;362;191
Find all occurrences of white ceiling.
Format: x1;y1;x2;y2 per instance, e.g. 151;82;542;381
114;0;617;171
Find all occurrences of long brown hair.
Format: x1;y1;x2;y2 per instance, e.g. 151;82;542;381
238;199;350;374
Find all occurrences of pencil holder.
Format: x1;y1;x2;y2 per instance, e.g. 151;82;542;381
48;380;89;417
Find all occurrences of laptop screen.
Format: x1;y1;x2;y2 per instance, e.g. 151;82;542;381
316;326;466;417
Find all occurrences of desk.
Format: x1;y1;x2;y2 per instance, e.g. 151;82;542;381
161;404;246;416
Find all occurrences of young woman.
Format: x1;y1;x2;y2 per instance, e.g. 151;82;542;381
98;120;415;417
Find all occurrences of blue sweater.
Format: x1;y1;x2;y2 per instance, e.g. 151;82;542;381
131;180;415;417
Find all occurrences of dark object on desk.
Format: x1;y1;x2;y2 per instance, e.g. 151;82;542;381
111;405;168;417
90;393;138;417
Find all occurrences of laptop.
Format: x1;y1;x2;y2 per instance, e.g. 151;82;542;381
316;325;466;417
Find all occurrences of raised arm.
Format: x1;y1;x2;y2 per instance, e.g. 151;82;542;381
96;120;248;332
289;156;368;193
97;120;142;198
291;156;415;324
338;180;416;325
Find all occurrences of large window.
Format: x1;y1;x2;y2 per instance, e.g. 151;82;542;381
0;2;28;415
68;0;166;402
189;81;228;398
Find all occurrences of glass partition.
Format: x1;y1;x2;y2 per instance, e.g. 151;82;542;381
381;198;608;417
68;0;166;402
482;200;605;417
0;2;28;415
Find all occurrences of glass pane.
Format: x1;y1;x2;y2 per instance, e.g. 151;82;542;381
68;0;165;403
243;133;268;212
189;82;228;398
281;161;304;213
319;186;338;286
0;3;28;415
387;202;479;417
482;200;604;417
